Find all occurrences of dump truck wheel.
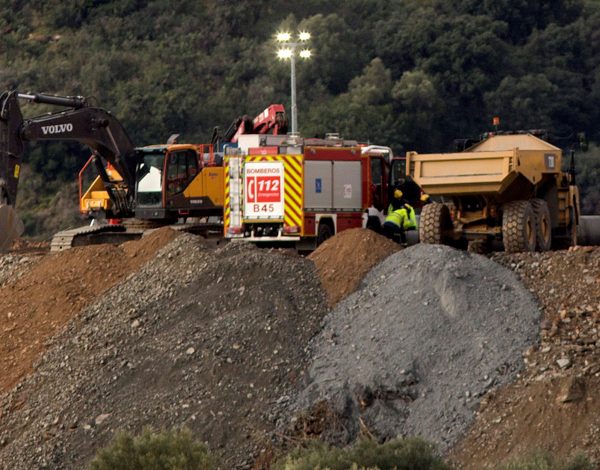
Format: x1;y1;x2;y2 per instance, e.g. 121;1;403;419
502;201;536;253
419;202;452;245
531;199;552;251
568;206;578;247
578;216;600;245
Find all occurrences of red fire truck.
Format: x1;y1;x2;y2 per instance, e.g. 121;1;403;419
223;134;416;250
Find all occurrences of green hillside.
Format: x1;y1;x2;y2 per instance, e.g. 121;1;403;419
2;0;600;236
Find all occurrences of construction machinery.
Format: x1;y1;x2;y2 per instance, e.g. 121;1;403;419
224;134;421;250
212;104;288;146
406;131;595;252
0;89;293;250
0;90;226;250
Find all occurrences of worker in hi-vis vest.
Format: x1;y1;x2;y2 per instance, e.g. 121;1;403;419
383;188;417;244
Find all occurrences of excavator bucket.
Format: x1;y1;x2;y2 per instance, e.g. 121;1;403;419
0;91;25;251
0;204;23;251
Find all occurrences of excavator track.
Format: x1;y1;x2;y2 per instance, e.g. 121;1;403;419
50;224;145;252
50;221;224;252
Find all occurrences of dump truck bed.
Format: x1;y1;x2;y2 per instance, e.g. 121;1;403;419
406;134;561;196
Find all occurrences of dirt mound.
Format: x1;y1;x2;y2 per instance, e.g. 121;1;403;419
308;228;400;305
0;237;328;469
450;247;600;468
293;244;540;451
0;227;179;392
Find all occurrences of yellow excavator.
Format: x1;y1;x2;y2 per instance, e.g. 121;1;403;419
0;90;289;251
0;90;226;250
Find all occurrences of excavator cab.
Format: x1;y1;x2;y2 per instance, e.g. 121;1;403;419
134;144;224;221
136;149;165;207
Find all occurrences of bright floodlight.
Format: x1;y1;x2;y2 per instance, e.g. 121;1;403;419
276;32;291;42
277;48;293;59
299;49;312;59
298;31;311;41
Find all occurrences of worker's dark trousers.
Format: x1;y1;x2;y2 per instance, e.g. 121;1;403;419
383;222;406;243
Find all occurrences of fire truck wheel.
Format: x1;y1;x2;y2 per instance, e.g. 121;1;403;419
502;200;537;253
316;221;333;246
531;198;552;251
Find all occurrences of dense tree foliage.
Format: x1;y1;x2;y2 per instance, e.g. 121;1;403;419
1;0;599;235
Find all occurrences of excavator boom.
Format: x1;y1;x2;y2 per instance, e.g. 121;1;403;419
0;90;140;249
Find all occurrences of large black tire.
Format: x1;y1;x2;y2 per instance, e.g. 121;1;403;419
502;200;536;253
419;202;452;245
316;221;333;246
530;198;552;251
578;216;600;245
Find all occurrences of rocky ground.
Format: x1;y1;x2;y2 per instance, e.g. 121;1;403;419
450;246;600;468
0;229;597;469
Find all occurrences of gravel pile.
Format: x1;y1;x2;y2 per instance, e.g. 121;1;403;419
0;236;327;469
293;244;540;450
0;227;179;394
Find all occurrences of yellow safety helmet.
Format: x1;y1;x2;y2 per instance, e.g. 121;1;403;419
420;193;430;202
394;189;403;199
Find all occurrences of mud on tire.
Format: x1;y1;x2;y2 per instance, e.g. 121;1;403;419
531;198;552;251
419;202;452;245
502;200;537;253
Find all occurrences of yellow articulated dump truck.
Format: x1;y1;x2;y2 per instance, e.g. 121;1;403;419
406;133;582;253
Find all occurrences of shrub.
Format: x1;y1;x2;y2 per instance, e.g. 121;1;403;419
272;437;451;470
88;427;216;470
492;453;594;470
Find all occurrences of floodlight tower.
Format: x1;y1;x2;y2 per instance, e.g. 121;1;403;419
276;30;312;134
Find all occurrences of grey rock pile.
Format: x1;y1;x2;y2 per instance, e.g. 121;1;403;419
294;244;540;450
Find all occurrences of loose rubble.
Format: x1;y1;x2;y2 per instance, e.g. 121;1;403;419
0;236;328;469
451;247;600;468
0;227;179;393
293;244;541;451
0;252;39;286
0;226;598;469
